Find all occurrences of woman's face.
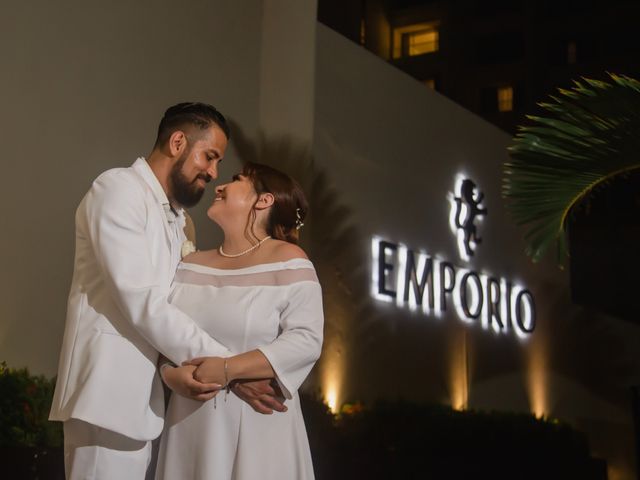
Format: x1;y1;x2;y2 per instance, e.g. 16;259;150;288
207;173;258;224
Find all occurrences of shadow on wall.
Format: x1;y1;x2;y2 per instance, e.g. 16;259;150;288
533;278;640;409
228;120;379;408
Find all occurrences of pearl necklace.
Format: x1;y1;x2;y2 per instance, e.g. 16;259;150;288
218;236;271;258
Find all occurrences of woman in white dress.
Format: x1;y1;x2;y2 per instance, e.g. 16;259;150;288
155;162;323;480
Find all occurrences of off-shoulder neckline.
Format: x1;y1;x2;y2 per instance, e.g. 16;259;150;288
178;257;313;275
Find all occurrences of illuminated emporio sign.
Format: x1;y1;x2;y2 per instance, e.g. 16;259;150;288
371;175;536;338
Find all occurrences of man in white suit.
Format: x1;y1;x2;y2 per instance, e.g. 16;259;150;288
50;103;285;479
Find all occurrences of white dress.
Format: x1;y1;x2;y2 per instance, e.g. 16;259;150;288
155;258;324;480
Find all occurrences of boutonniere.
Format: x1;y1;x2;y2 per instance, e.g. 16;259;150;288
181;240;197;259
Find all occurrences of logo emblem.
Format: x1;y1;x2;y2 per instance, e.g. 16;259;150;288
451;178;487;260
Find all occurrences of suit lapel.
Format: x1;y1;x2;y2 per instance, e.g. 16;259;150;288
130;158;174;249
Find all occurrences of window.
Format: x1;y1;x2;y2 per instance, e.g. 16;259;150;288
393;23;439;59
481;85;517;113
497;86;514;112
406;29;439;56
549;36;598;66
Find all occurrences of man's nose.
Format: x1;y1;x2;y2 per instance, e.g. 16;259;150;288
206;161;218;180
215;184;226;194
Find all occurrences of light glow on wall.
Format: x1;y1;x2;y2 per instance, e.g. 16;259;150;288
432;258;443;319
453;267;475;324
499;279;511;335
371;235;394;303
449;330;469;411
511;284;535;340
325;385;338;414
449;174;471;263
449;173;487;262
410;251;425;313
396;244;408;309
527;341;548;418
317;285;347;415
320;345;344;415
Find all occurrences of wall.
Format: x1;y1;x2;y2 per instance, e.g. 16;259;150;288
0;0;264;377
313;23;639;480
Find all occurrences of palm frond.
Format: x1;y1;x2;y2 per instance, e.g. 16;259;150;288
503;73;640;265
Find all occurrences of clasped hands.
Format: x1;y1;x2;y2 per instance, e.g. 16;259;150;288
161;356;287;414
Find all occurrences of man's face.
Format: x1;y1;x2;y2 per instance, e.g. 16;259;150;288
169;124;228;207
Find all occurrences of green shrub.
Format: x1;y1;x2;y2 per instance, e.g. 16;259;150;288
0;362;62;447
301;395;606;480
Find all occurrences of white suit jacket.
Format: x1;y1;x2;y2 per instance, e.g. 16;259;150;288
49;158;230;441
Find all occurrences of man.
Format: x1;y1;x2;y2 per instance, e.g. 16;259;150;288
50;103;284;479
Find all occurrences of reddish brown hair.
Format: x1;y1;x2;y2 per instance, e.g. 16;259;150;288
242;162;308;245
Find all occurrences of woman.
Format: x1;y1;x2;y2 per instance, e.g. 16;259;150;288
155;162;323;480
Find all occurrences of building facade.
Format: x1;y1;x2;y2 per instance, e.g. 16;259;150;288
319;0;640;134
2;1;638;478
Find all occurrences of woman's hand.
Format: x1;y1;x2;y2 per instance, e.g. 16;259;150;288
161;364;221;401
186;350;277;388
184;356;227;385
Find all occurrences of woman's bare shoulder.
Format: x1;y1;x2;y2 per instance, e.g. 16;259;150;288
268;240;309;262
182;249;218;265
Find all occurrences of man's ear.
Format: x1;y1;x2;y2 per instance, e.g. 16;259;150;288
168;130;188;157
255;192;275;210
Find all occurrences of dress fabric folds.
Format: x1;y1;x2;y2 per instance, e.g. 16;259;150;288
155;258;323;480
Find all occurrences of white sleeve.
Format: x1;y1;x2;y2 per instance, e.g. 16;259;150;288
258;279;324;399
82;172;231;363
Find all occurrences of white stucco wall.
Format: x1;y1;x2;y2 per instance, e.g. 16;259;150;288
0;0;264;377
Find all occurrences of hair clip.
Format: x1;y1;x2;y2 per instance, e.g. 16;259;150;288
295;208;305;230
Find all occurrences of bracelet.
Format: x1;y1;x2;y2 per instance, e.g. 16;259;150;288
224;359;230;401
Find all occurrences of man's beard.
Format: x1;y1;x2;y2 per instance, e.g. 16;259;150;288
169;151;211;208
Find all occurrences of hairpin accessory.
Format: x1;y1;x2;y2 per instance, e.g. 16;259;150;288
295;208;305;230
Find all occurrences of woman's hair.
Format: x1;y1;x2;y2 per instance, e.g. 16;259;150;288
241;162;309;245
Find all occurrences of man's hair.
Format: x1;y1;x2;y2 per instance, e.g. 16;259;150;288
154;102;230;148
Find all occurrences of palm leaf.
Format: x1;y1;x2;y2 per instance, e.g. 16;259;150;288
503;73;640;265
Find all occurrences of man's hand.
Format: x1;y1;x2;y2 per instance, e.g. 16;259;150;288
231;379;287;415
161;364;221;402
184;356;225;385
